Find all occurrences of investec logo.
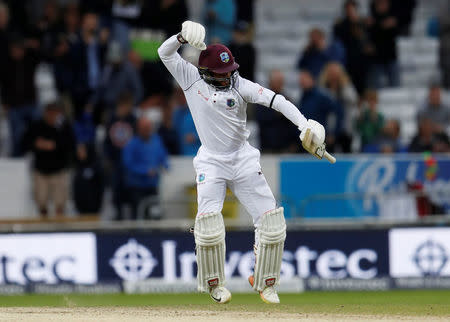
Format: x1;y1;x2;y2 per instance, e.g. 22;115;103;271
413;239;449;276
109;239;158;281
109;239;378;281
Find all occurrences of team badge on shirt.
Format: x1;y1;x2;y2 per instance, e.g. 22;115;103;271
220;52;230;63
226;99;235;108
198;173;206;183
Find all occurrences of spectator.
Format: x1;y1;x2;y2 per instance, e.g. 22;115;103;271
333;0;372;95
79;0;112;17
0;2;10;71
36;0;62;59
318;62;358;152
122;116;168;219
417;84;450;134
104;92;137;220
228;21;255;81
204;0;236;45
172;87;200;156
68;12;108;117
158;100;180;155
74;110;96;148
297;28;345;79
129;50;173;100
141;0;188;37
88;41;143;122
378;119;405;153
110;0;140;49
0;36;41;157
72;141;105;215
381;0;416;36
439;1;450;88
236;0;253;24
367;0;400;88
255;70;298;152
409;118;450;153
355;89;385;148
363;119;405;153
22;101;75;218
49;3;80;94
299;70;344;148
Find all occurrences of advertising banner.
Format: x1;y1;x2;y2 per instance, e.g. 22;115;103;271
96;230;389;283
0;233;97;285
389;228;450;277
280;155;450;218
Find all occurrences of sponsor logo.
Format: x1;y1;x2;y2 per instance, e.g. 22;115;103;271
258;87;263;95
109;239;158;281
208;278;219;287
198;173;205;183
413;240;448;276
220;52;230;63
99;237;382;282
390;228;450;277
265;277;276;286
0;233;97;285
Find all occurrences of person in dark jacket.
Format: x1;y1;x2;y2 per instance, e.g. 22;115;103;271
298;70;344;147
333;0;372;95
68;12;108;117
409;118;450;153
73;143;105;214
228;21;255;81
0;36;41;157
122;115;168;220
87;41;143;121
22;101;75;217
104;92;136;220
72;108;104;215
367;0;400;88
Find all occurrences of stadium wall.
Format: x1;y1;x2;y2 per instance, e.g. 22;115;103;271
1;154;449;220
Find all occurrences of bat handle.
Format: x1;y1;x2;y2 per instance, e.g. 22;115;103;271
324;151;336;164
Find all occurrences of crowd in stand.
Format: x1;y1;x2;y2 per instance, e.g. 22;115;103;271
0;0;448;218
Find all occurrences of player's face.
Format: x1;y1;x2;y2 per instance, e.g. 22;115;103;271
211;71;232;86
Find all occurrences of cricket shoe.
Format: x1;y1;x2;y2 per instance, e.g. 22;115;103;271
209;286;232;304
248;275;280;304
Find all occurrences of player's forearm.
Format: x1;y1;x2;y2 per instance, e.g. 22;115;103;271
272;95;308;131
157;35;183;63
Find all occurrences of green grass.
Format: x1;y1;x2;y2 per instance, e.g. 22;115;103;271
1;291;450;317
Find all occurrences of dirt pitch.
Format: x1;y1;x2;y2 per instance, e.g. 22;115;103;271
0;307;448;322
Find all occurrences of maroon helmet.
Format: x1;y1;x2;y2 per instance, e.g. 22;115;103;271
198;44;239;89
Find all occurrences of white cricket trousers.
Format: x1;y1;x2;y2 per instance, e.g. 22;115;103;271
193;141;276;226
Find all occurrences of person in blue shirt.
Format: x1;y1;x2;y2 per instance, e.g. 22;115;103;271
297;28;346;79
172;90;201;156
204;0;236;45
122;116;169;219
298;69;344;147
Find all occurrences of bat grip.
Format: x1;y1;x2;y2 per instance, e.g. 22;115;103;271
324;151;336;164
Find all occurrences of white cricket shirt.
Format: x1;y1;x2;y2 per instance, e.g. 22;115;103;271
158;35;307;154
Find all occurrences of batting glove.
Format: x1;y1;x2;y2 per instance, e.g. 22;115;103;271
179;21;207;50
300;119;336;163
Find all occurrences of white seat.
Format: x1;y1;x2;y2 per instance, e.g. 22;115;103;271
378;88;412;105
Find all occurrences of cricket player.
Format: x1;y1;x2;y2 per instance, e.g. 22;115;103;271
158;21;333;304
